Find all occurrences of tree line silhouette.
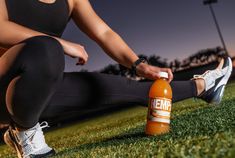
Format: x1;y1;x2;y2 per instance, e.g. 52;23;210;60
99;46;227;79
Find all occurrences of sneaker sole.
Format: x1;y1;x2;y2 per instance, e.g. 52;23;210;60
29;149;56;158
210;85;225;104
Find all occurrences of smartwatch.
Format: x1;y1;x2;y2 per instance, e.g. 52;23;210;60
131;57;148;76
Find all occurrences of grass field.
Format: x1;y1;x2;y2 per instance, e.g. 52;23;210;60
0;82;234;158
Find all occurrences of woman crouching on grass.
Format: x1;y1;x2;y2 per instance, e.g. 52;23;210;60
0;0;233;157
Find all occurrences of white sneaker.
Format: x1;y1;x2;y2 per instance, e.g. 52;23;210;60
4;121;55;158
193;57;233;104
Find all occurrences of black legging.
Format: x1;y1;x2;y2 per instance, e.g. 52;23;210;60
0;36;197;128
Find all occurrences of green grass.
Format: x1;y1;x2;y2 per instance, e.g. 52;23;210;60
0;82;235;158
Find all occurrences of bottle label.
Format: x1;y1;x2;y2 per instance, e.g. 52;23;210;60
147;97;172;124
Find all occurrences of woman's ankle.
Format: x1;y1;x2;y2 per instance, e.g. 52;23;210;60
195;79;205;96
15;127;29;132
11;122;32;132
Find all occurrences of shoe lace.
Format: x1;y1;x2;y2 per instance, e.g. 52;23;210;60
193;69;222;80
20;122;50;157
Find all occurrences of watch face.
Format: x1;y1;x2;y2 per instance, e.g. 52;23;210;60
139;58;148;64
131;58;148;75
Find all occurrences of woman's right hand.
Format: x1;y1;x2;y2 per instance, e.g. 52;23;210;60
57;38;89;65
136;63;173;82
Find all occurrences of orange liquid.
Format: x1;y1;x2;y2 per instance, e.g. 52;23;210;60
145;78;172;135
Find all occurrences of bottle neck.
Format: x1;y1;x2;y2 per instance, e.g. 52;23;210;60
160;77;168;81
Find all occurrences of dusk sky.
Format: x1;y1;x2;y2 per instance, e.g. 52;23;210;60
62;0;235;72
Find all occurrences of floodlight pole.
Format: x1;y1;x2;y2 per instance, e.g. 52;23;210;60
203;0;228;55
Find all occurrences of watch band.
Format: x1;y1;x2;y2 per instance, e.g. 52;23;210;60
131;57;148;76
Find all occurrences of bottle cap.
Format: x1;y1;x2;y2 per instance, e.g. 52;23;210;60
159;72;168;79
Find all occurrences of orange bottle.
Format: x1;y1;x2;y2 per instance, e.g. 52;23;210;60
145;72;172;135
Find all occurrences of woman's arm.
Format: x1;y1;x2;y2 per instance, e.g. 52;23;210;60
71;0;173;80
0;19;88;64
71;0;139;69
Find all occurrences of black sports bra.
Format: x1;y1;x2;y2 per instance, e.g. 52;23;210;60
5;0;71;37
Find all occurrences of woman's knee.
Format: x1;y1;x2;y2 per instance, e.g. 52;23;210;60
22;35;64;59
19;36;65;80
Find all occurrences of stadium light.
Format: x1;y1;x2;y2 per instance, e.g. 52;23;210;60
203;0;228;56
203;0;218;5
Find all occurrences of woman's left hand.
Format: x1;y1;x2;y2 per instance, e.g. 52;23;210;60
135;63;173;82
